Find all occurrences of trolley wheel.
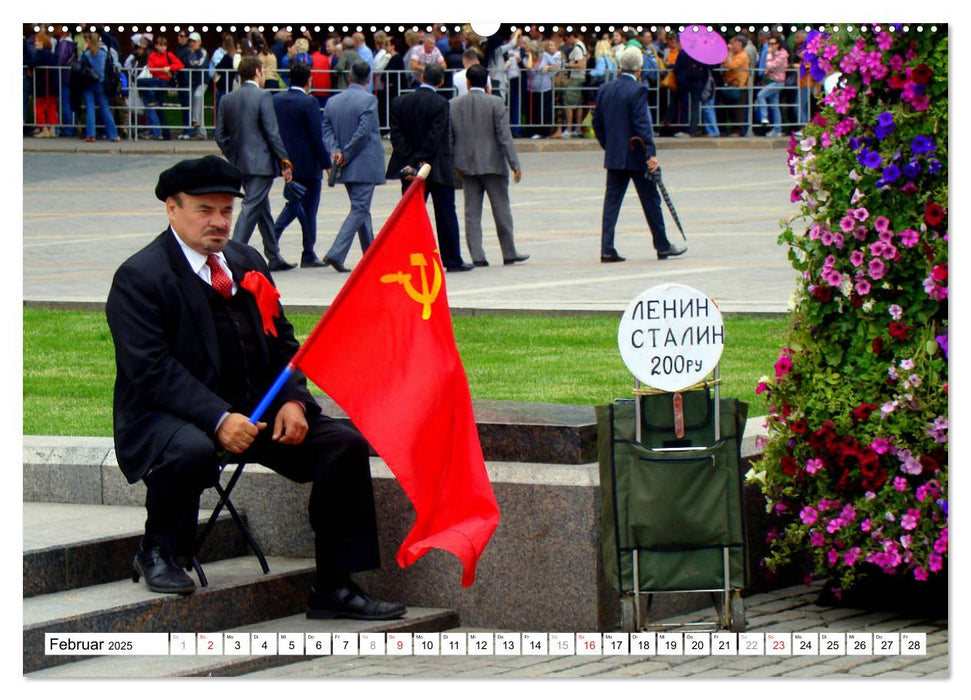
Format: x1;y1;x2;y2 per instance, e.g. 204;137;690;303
712;590;746;631
620;595;638;632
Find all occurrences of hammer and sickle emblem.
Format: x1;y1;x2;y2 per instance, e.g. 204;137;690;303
380;252;443;320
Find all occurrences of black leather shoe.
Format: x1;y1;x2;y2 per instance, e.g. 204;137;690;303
268;259;297;271
446;263;474;272
301;258;328;268
601;253;626;263
132;545;195;595
656;244;687;260
323;257;351;273
307;582;407;620
503;254;530;265
472;260;489;267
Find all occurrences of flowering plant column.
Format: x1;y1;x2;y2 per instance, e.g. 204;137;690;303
754;24;947;595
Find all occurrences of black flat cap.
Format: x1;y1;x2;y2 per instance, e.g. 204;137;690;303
155;155;244;201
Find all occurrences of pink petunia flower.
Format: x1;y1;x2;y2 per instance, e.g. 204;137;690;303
893;476;908;492
868;257;887;280
888;304;903;320
913;567;928;581
800;506;819;525
806;458;824;474
844;547;861;567
874;216;891;232
871;437;890;454
810;531;825;547
850;250;864;267
897;228;920;248
901;509;920;530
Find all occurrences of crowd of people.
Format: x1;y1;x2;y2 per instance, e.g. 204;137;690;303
23;23;818;141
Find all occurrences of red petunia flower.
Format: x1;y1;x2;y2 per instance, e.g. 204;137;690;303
887;73;906;89
789;419;808;435
911;63;933;84
924;201;945;227
812;285;834;302
931;264;948;283
872;337;885;355
850;403;878;424
889;321;909;340
781;456;800;477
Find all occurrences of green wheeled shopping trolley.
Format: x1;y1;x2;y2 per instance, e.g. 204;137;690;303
597;377;749;632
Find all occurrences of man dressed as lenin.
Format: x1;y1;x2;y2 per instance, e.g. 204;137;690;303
106;155;404;620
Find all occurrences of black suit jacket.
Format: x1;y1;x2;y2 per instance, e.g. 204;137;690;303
106;230;319;483
386;85;454;186
273;87;331;182
592;73;657;171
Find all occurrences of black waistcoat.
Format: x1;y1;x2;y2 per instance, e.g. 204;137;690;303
198;280;267;414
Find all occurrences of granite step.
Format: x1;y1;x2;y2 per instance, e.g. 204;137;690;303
23;502;249;597
314;396;598;464
23;555;317;673
28;607;459;678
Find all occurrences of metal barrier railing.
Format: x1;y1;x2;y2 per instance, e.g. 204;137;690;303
22;64;815;140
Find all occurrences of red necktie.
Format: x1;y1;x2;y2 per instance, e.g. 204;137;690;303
206;254;233;299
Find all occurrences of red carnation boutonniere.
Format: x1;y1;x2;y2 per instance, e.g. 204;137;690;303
239;271;281;337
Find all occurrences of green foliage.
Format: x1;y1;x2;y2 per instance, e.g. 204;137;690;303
753;25;948;592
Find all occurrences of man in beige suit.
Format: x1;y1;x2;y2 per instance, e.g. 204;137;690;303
449;64;528;266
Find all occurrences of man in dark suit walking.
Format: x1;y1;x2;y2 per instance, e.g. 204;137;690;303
387;63;472;272
271;62;332;268
105;156;405;621
320;62;387;273
449;64;528;267
592;46;687;263
215;56;296;272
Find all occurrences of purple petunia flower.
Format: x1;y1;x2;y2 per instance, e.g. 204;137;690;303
859;149;883;169
902;161;921;179
882;164;901;182
927;158;942;174
911;135;935;154
936;334;948;358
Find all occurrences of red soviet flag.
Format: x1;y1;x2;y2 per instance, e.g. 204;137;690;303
291;177;500;587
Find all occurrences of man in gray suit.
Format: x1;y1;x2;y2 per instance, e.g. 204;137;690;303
449;64;528;266
320;61;386;272
215;56;296;271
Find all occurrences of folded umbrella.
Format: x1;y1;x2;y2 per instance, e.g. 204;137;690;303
629;136;687;241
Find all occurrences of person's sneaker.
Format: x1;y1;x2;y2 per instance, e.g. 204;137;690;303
307;581;406;620
766;129;783;138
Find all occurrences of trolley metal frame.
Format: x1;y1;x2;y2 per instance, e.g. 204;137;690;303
622;366;746;632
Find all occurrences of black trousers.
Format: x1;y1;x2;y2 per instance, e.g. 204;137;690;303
143;413;381;579
600;169;671;256
400;179;464;268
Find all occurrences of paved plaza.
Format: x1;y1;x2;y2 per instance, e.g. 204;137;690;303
23;138;798;313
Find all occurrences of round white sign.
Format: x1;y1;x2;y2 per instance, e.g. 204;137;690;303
617;284;725;392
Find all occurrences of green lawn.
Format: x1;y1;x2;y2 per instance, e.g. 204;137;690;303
23;308;786;436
